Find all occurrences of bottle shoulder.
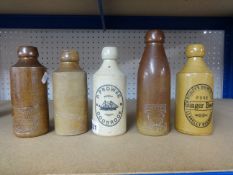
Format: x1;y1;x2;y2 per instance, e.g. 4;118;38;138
138;57;170;78
11;60;45;68
94;61;125;77
94;68;125;77
54;68;85;73
53;68;86;75
178;64;212;74
178;58;212;74
54;63;85;73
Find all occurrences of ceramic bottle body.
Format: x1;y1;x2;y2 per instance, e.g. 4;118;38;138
175;44;214;135
137;30;170;136
53;50;88;135
10;46;49;137
92;47;127;136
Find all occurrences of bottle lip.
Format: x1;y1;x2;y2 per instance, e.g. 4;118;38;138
60;49;79;62
101;46;118;60
186;44;205;58
17;46;39;57
145;30;165;43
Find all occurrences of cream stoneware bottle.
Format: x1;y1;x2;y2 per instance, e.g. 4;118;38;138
92;47;127;136
53;49;88;136
175;44;214;135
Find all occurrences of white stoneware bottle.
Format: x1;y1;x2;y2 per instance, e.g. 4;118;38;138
92;47;127;136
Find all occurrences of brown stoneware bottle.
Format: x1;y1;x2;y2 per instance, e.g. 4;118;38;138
137;30;170;136
10;46;49;138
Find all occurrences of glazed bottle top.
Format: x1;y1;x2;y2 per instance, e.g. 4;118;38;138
17;46;39;58
139;30;169;71
56;49;83;72
143;30;167;59
180;43;212;73
101;47;118;60
145;30;164;44
60;49;79;62
95;46;124;76
186;44;205;58
13;46;44;67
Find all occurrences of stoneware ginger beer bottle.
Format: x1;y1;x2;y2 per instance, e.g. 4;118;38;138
137;30;170;136
175;44;214;135
10;46;49;137
92;47;126;136
53;49;88;135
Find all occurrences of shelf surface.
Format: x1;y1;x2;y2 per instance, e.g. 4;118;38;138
0;100;233;174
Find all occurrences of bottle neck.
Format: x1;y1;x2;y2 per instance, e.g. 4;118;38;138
186;57;205;64
181;56;211;73
14;56;43;67
59;61;81;70
19;56;37;61
141;43;168;68
145;42;165;48
145;43;167;58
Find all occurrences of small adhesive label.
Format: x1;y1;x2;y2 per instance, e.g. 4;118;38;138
41;72;48;84
92;119;99;134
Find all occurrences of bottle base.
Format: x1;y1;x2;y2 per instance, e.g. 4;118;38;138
137;127;170;136
55;129;88;136
92;130;126;137
175;127;212;136
14;129;49;138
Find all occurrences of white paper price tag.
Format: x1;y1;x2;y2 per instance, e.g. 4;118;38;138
92;119;99;134
41;72;48;84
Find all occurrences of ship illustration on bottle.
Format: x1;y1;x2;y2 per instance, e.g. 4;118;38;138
98;100;119;111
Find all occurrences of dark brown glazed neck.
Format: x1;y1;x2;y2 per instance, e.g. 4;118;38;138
144;43;167;59
13;57;44;67
17;46;38;57
145;30;164;43
143;30;167;60
12;46;44;67
139;41;169;76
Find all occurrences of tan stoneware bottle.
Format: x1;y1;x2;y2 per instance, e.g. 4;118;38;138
137;30;171;136
10;46;49;138
175;44;214;135
53;49;88;135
